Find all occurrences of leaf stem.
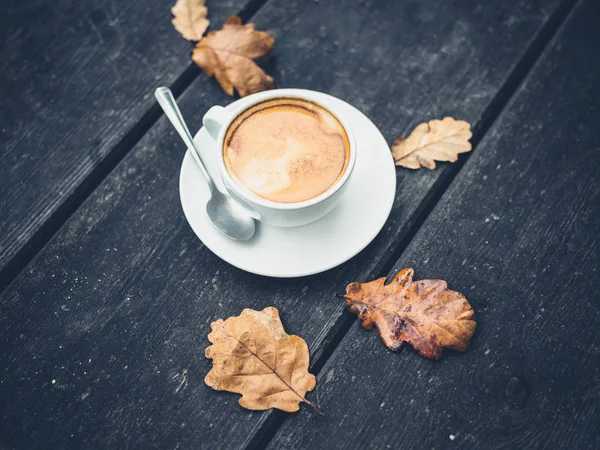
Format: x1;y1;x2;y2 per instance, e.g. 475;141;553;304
303;398;325;416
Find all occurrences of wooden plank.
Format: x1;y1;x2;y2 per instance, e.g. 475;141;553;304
0;0;568;447
267;1;600;448
0;0;253;276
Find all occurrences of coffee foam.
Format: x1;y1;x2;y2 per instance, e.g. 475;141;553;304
224;98;350;203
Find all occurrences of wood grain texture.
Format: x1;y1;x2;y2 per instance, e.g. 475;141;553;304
0;0;250;273
268;1;600;448
0;0;566;448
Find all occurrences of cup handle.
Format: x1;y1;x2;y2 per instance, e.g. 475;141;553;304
203;106;232;141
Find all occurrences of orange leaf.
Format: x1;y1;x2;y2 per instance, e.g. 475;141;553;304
345;268;476;359
205;307;317;412
192;16;274;97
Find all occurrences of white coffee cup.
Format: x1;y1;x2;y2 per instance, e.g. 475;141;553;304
202;89;357;228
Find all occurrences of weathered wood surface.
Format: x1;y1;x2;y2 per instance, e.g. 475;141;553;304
268;1;600;448
0;0;250;277
0;0;570;448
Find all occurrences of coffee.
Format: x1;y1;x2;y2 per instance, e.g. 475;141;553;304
223;98;350;203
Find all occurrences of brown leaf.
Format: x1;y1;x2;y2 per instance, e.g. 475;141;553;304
171;0;209;41
205;307;317;412
392;117;472;169
192;16;274;97
345;268;476;359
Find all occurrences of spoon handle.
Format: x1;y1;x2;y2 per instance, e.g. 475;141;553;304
154;87;216;193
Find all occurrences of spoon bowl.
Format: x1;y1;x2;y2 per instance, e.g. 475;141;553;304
206;193;256;241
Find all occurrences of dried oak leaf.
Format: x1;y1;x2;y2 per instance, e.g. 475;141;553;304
392;117;472;169
205;307;317;412
345;268;476;359
171;0;209;41
192;16;274;97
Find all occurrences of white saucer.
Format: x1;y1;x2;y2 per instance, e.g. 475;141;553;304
179;91;396;278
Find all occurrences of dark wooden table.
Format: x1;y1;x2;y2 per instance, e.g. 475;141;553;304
2;0;599;448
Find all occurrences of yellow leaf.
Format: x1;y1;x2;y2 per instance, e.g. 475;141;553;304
205;307;317;413
392;117;472;169
171;0;209;41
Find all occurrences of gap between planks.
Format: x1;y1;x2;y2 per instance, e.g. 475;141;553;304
242;0;580;448
0;0;271;295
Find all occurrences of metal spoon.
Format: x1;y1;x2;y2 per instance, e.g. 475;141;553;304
155;87;255;241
